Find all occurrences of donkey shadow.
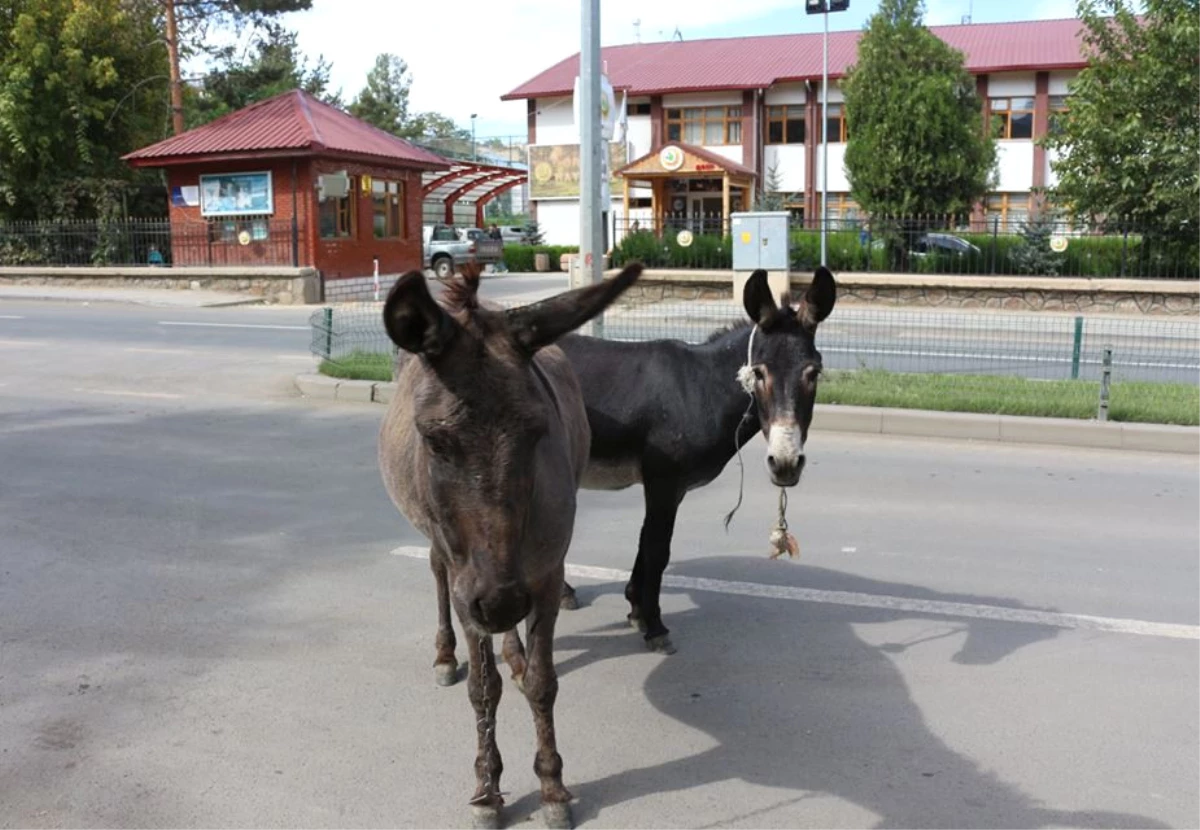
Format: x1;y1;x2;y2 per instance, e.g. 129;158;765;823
517;557;1169;829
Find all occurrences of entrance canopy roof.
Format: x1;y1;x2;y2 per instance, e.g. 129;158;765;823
617;142;756;183
421;160;528;224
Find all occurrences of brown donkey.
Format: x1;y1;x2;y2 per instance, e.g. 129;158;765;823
378;263;642;829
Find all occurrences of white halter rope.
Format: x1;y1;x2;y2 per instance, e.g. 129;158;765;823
722;323;801;560
723;325;759;530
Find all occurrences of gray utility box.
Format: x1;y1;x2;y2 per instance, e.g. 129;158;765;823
730;211;791;302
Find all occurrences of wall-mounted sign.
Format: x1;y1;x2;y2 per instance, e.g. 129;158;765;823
199;171;273;217
695;163;718;171
528;143;628;199
237;230;252;246
660;146;685;171
360;174;373;194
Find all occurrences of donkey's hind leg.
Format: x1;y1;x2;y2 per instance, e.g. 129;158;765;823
431;545;459;687
501;630;527;693
559;582;579;611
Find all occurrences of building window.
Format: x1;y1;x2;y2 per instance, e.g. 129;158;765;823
767;105;805;144
372;179;405;239
990;97;1035;139
629;102;651;116
664;106;743;145
319;176;355;239
1048;94;1069;136
820;192;860;223
823;103;848;143
985;193;1030;230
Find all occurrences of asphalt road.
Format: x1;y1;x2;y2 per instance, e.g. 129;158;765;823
0;296;1197;829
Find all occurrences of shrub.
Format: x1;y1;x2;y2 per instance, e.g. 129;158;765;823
500;244;579;272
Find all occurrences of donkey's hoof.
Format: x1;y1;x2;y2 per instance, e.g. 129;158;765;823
435;663;459;687
646;634;676;655
470;805;502;830
542;802;573;830
559;590;579;611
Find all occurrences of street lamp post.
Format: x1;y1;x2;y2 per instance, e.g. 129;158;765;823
470;114;478;161
805;0;849;267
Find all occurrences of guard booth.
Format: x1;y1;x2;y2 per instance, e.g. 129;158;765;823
730;211;791;301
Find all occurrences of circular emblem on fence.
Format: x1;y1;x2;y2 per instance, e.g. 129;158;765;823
659;146;685;171
676;229;695;248
237;230;252;246
1050;235;1069;253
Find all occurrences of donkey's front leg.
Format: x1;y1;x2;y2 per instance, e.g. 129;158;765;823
631;482;685;654
431;545;459;686
521;571;573;829
464;629;505;829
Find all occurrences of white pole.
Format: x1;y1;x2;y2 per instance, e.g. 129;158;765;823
820;8;829;267
578;0;604;335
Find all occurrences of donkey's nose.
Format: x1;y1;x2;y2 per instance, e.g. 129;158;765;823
767;452;804;487
468;581;532;633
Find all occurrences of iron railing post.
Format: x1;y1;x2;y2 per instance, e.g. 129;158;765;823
1070;315;1084;380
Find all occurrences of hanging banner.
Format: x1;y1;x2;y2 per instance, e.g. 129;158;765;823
528;143;628;199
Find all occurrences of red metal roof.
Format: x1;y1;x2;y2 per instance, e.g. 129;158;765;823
124;89;448;169
502;18;1087;101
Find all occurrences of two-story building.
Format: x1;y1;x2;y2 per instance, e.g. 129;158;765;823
502;17;1086;245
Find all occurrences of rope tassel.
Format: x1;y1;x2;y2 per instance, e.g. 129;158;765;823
768;488;800;560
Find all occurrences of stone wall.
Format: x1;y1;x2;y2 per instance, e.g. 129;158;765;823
0;266;320;305
613;270;1199;316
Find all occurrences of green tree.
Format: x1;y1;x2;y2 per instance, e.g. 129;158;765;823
0;0;169;220
188;25;339;127
1042;0;1199;240
349;53;411;135
842;0;996;221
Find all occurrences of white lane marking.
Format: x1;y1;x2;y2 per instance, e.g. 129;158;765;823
73;388;185;400
158;321;308;331
841;547;858;553
0;339;46;347
390;546;1199;641
0;315;25;319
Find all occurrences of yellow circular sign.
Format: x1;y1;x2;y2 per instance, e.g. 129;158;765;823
1050;235;1069;253
659;146;684;172
740;231;752;244
676;230;694;248
237;230;251;246
534;161;553;183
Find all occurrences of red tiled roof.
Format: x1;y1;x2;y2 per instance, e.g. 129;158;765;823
124;89;448;169
502;18;1087;100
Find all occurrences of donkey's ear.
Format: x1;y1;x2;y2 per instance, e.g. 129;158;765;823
799;266;837;330
741;269;778;325
383;271;457;356
506;263;643;355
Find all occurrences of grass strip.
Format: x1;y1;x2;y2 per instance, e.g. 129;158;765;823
317;353;1198;426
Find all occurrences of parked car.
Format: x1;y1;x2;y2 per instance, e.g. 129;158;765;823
911;233;982;257
422;224;503;278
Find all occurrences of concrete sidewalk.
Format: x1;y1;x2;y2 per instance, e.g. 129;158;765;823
294;372;1199;455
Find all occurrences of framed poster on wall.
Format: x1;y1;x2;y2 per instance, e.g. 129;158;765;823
199;171;274;217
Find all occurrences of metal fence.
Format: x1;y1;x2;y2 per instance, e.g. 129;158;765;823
611;216;1200;280
0;218;304;267
311;298;1198;425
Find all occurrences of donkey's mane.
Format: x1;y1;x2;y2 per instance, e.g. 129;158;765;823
441;261;483;312
704;320;751;343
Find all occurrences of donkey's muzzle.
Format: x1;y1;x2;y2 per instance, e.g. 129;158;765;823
765;422;805;487
767;452;804;487
468;580;533;633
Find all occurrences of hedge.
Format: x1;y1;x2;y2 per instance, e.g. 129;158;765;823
501;244;579;272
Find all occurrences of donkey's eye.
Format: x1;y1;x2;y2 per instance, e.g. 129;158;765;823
752;367;765;383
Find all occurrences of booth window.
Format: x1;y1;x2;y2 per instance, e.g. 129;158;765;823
767;105;805;144
664;106;742;145
372;179;405;239
319;175;356;239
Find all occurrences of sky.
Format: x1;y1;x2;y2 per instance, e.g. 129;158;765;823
282;0;1081;139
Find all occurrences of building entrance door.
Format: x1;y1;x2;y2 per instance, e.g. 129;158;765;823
689;195;724;234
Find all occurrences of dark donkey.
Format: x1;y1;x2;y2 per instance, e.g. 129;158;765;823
557;267;837;652
378;262;642;829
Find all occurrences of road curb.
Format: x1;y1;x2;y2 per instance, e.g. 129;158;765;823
294;374;1200;455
